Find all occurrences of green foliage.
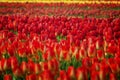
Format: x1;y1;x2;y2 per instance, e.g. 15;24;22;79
38;51;43;62
16;54;28;64
3;53;10;59
70;57;82;69
60;60;69;70
60;57;82;70
105;53;114;59
56;35;66;42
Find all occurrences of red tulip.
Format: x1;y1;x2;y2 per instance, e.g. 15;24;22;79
41;70;53;80
76;67;85;80
98;68;105;80
109;63;119;74
26;74;36;80
67;66;75;79
91;71;99;80
13;67;22;77
79;49;87;59
59;70;68;80
9;57;18;70
20;61;28;74
27;60;34;74
88;44;96;57
33;63;41;74
4;74;12;80
37;74;42;80
97;50;104;60
110;73;117;80
0;58;8;71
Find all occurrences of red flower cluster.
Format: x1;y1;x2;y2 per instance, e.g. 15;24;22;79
0;15;120;80
0;3;120;18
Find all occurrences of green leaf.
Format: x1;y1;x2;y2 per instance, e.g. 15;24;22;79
0;74;3;80
60;60;69;70
70;57;82;68
56;35;66;42
6;69;12;74
3;53;10;59
38;51;43;62
117;73;120;80
105;53;114;59
16;54;28;64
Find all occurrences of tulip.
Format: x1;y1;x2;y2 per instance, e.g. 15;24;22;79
33;63;41;74
1;58;8;71
76;67;85;80
41;70;53;80
4;74;12;80
37;74;42;80
98;69;105;80
67;66;75;79
109;63;119;74
110;73;117;80
88;44;96;58
26;74;36;80
9;57;18;70
79;49;87;59
59;70;68;80
27;60;34;74
20;61;28;74
97;50;104;60
13;67;22;77
91;71;99;80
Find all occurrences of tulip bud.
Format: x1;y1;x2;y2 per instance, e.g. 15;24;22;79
13;67;22;77
110;73;116;80
1;58;8;71
67;66;75;79
97;50;104;60
60;70;68;80
91;71;99;80
27;61;34;74
42;70;53;80
26;74;36;80
9;57;18;70
110;63;119;74
98;68;105;80
4;74;12;80
79;49;87;59
37;74;42;80
88;44;96;57
33;63;41;74
20;61;28;74
76;68;85;80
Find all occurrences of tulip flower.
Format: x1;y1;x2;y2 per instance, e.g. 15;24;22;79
67;66;75;79
13;67;22;77
88;44;96;58
9;57;18;70
79;49;87;59
91;71;99;80
0;58;8;71
110;73;117;80
26;74;36;80
59;70;68;80
20;61;28;74
76;67;86;80
98;68;105;80
33;63;41;74
41;70;53;80
97;50;104;60
4;74;12;80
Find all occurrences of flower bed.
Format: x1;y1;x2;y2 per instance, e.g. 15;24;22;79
0;2;120;80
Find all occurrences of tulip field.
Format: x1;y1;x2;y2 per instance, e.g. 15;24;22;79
0;2;120;80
